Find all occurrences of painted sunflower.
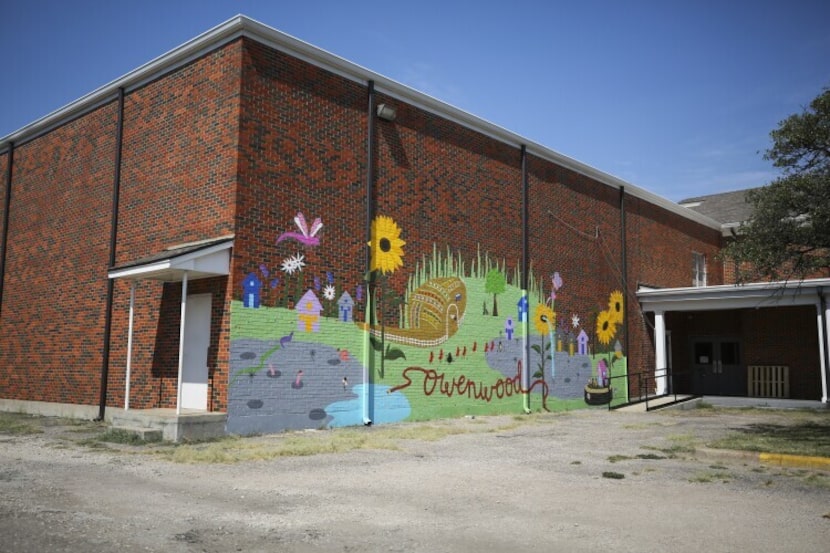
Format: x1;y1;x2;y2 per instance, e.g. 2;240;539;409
596;309;617;346
607;290;624;324
368;215;405;275
533;304;556;336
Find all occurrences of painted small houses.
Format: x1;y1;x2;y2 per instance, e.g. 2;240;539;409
517;296;529;323
337;291;354;322
296;290;322;332
578;330;589;356
242;272;262;308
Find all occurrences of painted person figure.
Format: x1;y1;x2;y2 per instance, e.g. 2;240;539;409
505;317;514;340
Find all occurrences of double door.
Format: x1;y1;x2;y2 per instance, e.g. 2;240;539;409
691;337;743;396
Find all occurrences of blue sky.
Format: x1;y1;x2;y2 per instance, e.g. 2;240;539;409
1;0;828;202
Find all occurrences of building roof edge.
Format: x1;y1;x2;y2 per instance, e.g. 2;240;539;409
0;14;721;232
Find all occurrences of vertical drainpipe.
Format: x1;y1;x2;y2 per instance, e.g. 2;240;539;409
521;145;531;413
0;142;13;320
362;80;376;425
96;88;125;421
619;186;630;400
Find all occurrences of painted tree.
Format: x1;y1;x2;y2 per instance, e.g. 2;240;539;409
723;88;830;281
484;268;506;316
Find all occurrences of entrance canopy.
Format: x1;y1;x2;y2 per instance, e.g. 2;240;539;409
107;235;234;414
638;278;830;313
637;278;830;403
108;235;234;282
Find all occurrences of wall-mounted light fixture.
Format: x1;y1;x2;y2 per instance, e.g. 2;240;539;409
376;103;397;121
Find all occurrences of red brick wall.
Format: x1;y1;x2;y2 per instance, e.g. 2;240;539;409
0;41;242;409
528;158;623;332
106;41;243;410
742;305;821;400
0;105;118;404
625;195;723;393
372;92;523;312
234;40;367;308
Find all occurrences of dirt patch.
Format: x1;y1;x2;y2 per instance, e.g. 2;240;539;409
1;408;828;552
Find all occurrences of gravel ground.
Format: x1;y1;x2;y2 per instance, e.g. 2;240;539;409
1;407;828;553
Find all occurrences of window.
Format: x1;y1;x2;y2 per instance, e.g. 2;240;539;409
692;252;707;287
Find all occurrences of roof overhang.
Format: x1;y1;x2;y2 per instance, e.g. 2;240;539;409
0;15;722;234
637;278;830;313
108;236;233;282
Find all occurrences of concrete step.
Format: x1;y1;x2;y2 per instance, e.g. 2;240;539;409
110;425;163;442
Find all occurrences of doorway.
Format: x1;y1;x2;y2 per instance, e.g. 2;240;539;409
181;293;212;410
690;337;743;396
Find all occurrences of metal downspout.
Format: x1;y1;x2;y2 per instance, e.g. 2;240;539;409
362;80;377;425
619;186;631;399
96;88;125;421
0;142;12;320
521;145;531;413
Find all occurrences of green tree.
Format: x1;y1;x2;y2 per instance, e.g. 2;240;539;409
723;88;830;281
484;268;506;316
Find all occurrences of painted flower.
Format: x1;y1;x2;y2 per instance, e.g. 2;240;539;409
533;304;556;336
323;284;336;301
368;215;405;275
571;313;580;328
552;272;563;291
280;252;306;275
596;310;616;346
608;290;624;325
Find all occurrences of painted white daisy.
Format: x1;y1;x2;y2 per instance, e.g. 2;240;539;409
280;253;306;275
571;314;580;328
323;284;336;301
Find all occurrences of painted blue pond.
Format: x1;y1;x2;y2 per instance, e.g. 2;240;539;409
326;384;411;427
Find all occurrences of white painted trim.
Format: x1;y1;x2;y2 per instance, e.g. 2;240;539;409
108;240;232;280
125;281;136;410
822;300;830;403
638;278;830;313
654;311;667;395
176;272;188;415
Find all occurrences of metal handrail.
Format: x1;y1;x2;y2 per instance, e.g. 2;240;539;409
608;367;697;411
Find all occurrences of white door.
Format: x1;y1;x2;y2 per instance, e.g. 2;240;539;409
181;293;212;410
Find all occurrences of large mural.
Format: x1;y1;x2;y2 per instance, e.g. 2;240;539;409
228;212;628;435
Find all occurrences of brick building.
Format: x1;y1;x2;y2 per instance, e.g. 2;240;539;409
1;16;826;438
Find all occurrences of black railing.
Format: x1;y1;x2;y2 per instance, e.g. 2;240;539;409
608;367;697;411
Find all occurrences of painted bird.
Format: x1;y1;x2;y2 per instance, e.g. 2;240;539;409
279;331;294;348
276;212;322;246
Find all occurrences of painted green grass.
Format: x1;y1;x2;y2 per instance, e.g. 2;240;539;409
230;274;627;419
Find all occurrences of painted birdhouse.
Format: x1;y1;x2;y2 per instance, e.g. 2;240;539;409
577;329;589;355
517;296;528;323
242;272;262;308
338;291;354;322
296;289;323;332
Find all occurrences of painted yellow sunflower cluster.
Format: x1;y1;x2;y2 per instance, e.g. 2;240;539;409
533;304;556;336
368;215;405;275
596;290;624;346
